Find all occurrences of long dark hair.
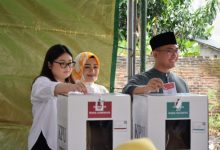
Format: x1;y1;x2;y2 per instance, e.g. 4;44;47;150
33;44;75;84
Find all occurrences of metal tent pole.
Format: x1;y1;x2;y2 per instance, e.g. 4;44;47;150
127;0;137;80
140;0;146;72
132;0;137;76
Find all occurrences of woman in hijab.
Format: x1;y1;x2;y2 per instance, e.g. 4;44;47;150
72;51;109;94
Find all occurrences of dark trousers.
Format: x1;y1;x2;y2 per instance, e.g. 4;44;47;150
31;132;51;150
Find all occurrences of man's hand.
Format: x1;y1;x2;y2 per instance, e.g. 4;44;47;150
132;78;164;94
144;78;164;93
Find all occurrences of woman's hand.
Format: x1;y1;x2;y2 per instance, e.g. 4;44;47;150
54;82;87;95
71;82;87;94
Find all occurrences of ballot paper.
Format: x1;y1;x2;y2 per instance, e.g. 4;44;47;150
163;82;177;95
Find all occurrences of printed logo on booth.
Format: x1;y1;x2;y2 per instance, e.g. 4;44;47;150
88;101;112;118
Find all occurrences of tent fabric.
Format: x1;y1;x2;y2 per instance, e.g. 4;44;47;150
0;0;117;149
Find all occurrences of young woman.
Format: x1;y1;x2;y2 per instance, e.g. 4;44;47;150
28;44;87;150
72;51;109;94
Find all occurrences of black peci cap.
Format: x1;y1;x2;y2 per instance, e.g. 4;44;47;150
150;32;177;50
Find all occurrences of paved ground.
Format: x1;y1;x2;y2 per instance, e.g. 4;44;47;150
209;134;220;150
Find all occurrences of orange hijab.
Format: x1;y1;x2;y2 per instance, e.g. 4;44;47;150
72;52;100;82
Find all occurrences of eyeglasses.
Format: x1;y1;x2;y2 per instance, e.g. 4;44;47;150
157;49;180;55
53;61;75;68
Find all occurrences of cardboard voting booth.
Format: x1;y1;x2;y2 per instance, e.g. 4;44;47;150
133;94;208;150
57;93;131;150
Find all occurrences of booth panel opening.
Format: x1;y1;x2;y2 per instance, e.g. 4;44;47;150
166;119;191;150
87;120;113;150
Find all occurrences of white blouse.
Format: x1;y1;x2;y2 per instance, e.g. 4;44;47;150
28;76;59;150
85;82;109;94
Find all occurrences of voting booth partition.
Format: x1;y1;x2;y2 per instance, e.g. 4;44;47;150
133;94;208;150
57;93;131;150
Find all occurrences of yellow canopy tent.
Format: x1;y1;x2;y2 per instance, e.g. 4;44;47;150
0;0;119;149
